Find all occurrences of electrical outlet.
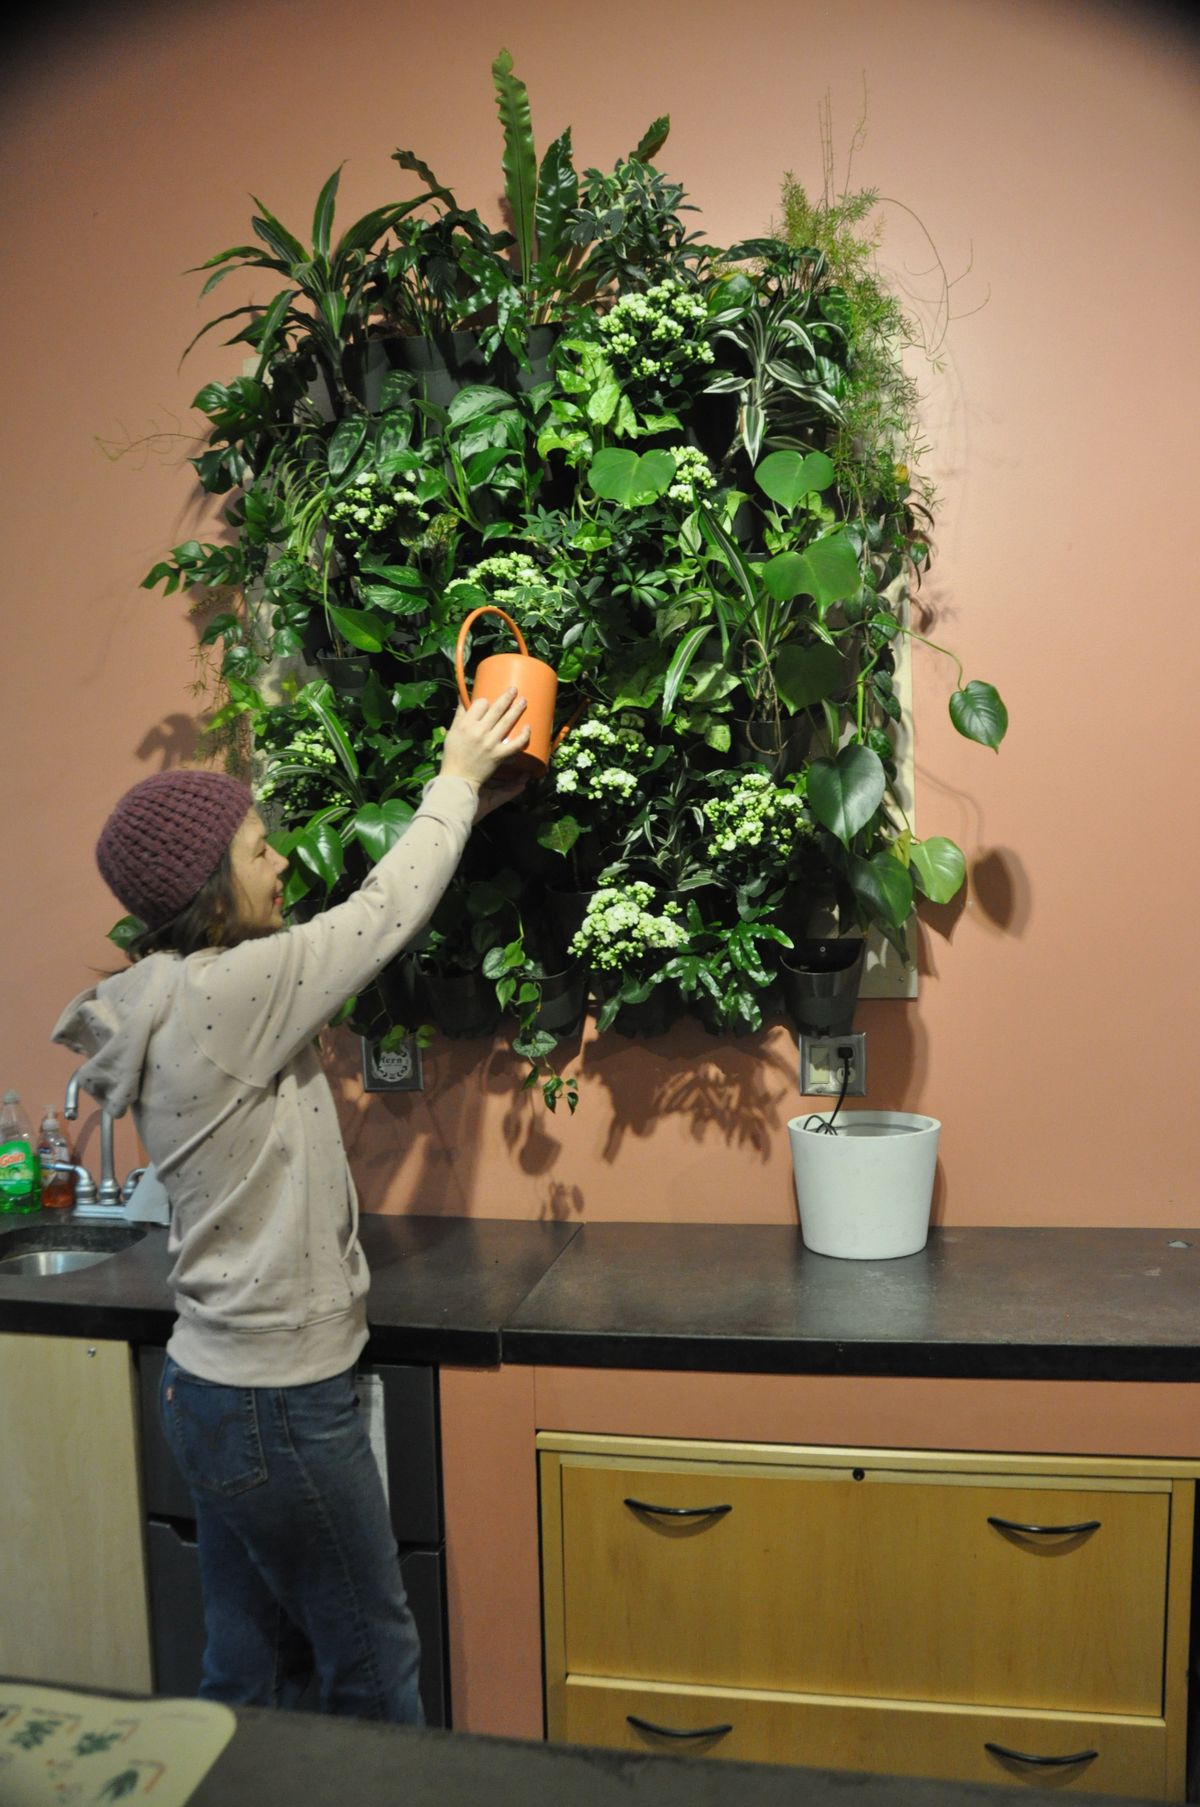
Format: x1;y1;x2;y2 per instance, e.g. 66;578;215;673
361;1035;424;1093
798;1032;867;1097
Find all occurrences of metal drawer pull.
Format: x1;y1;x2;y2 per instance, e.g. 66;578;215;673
985;1741;1098;1767
987;1515;1101;1536
623;1497;733;1520
627;1714;733;1741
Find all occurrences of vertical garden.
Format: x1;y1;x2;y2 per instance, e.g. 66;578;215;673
141;53;1006;1109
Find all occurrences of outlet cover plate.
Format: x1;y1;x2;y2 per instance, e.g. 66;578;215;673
361;1035;424;1093
798;1032;867;1097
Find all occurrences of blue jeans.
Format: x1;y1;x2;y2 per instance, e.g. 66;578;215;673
159;1357;424;1724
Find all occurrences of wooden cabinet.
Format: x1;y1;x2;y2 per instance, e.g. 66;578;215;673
0;1333;152;1691
539;1434;1198;1797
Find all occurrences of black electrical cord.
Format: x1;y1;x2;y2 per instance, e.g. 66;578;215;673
803;1044;855;1135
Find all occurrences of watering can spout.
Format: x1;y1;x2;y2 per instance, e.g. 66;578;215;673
455;605;567;778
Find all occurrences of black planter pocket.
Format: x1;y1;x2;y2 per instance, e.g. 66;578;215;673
419;968;502;1040
780;938;865;1037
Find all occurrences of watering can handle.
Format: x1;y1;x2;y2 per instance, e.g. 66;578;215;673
455;606;529;714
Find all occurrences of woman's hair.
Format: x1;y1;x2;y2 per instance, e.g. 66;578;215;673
126;845;271;960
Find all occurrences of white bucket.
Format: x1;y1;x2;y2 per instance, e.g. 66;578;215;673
786;1111;941;1259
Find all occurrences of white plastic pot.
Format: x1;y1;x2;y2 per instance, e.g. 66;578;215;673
786;1111;941;1259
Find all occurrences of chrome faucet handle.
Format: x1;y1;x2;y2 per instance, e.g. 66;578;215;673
121;1167;148;1204
45;1161;98;1207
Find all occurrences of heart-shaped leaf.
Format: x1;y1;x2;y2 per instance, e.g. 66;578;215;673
950;680;1008;749
801;529;861;608
910;836;967;904
807;744;886;845
754;449;834;511
587;448;675;507
850;849;914;928
774;642;844;711
295;820;345;887
761;551;810;603
352;800;415;862
761;529;859;611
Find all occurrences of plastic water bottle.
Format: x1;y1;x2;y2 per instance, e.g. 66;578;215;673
37;1106;74;1210
0;1091;41;1213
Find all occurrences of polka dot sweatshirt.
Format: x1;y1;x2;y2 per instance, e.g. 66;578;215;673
51;775;477;1387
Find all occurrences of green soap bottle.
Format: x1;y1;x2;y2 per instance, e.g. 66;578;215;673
0;1090;41;1213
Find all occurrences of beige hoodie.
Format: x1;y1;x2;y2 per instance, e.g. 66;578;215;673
52;775;477;1387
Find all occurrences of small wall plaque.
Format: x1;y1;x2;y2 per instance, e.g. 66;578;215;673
361;1035;424;1093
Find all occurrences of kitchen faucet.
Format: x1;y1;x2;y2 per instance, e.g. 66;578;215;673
64;1067;134;1218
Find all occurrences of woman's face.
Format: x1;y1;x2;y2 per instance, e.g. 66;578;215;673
229;809;289;934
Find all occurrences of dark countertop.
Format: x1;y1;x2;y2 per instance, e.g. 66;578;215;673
503;1223;1200;1381
0;1212;576;1365
190;1707;1163;1807
1;1213;1198;1380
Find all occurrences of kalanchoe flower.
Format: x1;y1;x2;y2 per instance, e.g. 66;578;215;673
549;708;651;811
702;771;808;874
597;278;714;393
447;554;570;637
255;722;346;819
568;881;690;973
667;444;717;505
328;470;429;545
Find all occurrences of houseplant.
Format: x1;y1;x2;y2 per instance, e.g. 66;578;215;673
138;56;1007;1098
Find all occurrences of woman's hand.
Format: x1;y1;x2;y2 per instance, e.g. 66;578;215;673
440;688;531;794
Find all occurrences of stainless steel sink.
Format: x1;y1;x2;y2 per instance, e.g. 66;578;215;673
0;1221;148;1277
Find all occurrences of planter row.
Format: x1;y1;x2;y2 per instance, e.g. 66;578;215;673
379;940;864;1043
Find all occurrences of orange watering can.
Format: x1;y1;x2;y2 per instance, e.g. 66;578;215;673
455;605;565;779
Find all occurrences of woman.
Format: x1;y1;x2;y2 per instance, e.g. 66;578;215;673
52;689;529;1721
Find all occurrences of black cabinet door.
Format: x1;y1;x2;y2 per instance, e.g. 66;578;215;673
145;1520;447;1724
137;1346;449;1724
138;1349;441;1540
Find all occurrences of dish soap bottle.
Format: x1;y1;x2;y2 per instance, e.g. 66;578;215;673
37;1107;74;1210
0;1091;41;1213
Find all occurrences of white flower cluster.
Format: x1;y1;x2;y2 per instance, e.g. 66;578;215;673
550;709;650;809
702;772;806;869
257;724;340;811
329;470;428;542
569;881;690;973
667;444;717;505
598;280;715;385
456;551;544;600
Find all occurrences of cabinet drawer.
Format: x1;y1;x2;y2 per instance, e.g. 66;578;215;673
559;1458;1169;1713
560;1676;1168;1798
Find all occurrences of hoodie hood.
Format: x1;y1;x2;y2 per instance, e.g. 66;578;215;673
52;956;181;1117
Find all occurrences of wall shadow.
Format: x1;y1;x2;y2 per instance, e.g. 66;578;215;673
134;713;203;771
583;1017;799;1168
971;846;1032;937
322;1027;501;1216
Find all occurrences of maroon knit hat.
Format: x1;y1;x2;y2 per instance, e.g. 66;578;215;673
96;770;253;928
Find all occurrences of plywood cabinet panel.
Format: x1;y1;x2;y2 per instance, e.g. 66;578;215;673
563;1675;1167;1796
0;1333;151;1691
560;1459;1168;1713
540;1435;1197;1799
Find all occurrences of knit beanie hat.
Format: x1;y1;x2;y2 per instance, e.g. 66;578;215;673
96;770;253;928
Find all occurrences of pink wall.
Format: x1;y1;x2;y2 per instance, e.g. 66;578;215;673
4;0;1198;1224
